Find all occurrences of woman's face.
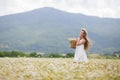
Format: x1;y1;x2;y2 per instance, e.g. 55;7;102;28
80;30;85;37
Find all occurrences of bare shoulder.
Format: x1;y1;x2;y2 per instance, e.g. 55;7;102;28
81;38;86;43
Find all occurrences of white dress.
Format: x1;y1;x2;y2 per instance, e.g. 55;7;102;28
74;44;88;62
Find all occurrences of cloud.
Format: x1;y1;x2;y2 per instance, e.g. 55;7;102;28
0;0;120;18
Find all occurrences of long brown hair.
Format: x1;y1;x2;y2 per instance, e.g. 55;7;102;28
82;28;90;51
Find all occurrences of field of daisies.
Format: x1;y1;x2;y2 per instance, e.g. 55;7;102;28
0;58;120;80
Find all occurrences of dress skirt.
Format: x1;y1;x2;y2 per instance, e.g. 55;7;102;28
74;45;88;62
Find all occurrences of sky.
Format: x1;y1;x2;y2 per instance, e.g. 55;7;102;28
0;0;120;18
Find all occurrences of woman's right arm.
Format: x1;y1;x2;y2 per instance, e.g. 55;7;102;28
76;38;79;45
76;38;85;46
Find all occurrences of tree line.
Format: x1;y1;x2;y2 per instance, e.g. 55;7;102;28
0;51;74;58
0;51;119;59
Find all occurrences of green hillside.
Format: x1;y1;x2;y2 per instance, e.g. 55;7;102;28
0;7;120;53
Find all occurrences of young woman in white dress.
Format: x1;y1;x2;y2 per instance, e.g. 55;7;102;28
74;28;90;63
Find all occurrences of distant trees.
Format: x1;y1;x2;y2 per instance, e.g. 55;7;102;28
29;52;37;57
0;51;25;57
45;53;74;58
0;51;74;58
0;51;119;59
113;51;120;58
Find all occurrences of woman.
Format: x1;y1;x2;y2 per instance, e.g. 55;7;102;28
73;28;90;63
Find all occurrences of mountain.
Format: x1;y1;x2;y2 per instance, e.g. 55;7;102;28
0;7;120;54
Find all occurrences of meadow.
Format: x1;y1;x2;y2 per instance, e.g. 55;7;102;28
0;58;120;80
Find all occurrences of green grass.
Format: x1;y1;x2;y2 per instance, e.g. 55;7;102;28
0;58;120;80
